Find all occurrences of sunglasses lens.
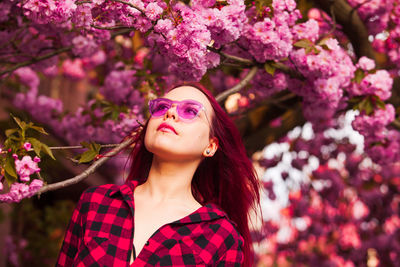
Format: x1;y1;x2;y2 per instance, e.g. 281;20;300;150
150;99;171;116
179;102;202;120
149;98;204;121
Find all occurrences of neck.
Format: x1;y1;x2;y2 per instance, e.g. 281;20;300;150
140;156;201;203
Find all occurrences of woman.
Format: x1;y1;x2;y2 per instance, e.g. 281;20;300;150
56;83;260;266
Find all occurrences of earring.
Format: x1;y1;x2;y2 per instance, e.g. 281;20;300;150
206;149;211;155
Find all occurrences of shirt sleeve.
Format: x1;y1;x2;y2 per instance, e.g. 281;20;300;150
55;192;86;266
216;230;244;266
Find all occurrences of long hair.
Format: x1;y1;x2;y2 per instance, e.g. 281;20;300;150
127;82;261;267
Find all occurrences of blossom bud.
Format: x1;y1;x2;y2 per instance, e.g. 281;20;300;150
23;142;32;151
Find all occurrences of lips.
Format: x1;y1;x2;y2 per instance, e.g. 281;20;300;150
157;122;178;135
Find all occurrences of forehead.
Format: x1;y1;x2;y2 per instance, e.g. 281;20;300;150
164;86;213;113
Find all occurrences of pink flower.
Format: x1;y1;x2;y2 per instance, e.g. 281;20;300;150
292;19;319;42
72;35;98;57
14;67;40;90
62;59;85;79
338;224;361;249
23;142;31;151
360;70;393;100
0;179;43;203
145;2;163;21
14;155;41;182
357;56;375;71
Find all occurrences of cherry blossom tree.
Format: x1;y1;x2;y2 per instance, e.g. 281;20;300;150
0;0;399;265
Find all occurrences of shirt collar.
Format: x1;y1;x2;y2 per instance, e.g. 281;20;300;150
108;179;229;223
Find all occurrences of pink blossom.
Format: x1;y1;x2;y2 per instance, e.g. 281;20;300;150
72;35;98;58
14;67;40;90
62;59;85;79
357;56;375;71
0;181;3;191
338;224;361;249
0;179;43;203
14;155;41;182
145;2;163;21
360;70;393;100
100;69;137;105
352;200;369;219
23;142;31;151
292;19;319;42
384;215;400;234
71;3;93;29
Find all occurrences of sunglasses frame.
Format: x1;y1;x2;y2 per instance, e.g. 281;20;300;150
148;98;211;126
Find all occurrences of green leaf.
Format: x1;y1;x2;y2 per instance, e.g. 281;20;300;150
354;69;365;84
5;128;19;137
358;97;374;115
80;141;91;149
29;125;49;135
4;171;17;186
111;110;119;121
293;39;313;49
373;96;386;110
78;150;98;163
264;62;276;76
27;137;43;157
320;44;330;51
91;142;101;153
42;144;56;160
11;114;24;130
5;157;17;179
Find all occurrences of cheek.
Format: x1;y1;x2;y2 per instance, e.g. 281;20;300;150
143;119;157;150
184;126;210;148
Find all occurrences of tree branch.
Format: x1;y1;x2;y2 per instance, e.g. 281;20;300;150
216;66;258;103
391;119;400;130
0;46;71;77
314;0;375;60
111;0;145;15
207;46;254;66
37;137;135;195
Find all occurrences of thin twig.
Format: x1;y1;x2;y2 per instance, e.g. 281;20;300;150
111;0;145;15
91;24;136;31
216;66;258;103
37;137;135;195
391;119;400;130
30;143;120;152
75;0;92;4
0;47;71;77
207;46;254;65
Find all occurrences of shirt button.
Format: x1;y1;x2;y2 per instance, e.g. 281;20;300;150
145;241;150;246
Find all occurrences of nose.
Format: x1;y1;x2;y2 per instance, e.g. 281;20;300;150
164;104;178;121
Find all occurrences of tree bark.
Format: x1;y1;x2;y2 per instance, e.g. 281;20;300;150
314;0;375;60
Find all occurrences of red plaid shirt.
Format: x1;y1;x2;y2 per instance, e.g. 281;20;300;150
56;180;244;266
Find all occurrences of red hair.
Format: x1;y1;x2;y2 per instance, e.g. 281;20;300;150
127;82;261;267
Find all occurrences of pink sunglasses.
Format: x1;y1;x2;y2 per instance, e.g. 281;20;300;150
148;98;211;125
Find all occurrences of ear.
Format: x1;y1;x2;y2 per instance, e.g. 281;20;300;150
203;137;219;157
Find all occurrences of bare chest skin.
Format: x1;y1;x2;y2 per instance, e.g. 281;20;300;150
130;191;202;264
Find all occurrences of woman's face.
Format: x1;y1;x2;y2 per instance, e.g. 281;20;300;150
144;86;217;162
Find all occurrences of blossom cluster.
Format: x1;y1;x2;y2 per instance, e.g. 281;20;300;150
256;128;400;266
348;0;400;69
13;65;144;145
288;38;355;131
0;152;43;203
352;105;400;165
